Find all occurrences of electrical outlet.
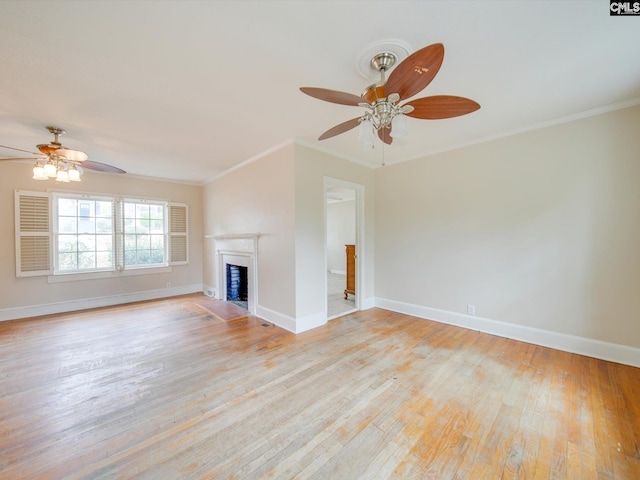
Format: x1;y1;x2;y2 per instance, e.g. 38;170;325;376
166;282;171;288
467;304;476;316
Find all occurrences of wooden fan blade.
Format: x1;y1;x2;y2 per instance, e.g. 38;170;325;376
378;128;393;145
0;157;41;162
0;144;42;156
57;148;88;162
300;87;363;107
404;95;480;119
385;43;444;100
318;117;361;140
81;160;126;174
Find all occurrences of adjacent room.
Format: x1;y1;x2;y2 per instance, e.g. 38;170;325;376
1;1;639;478
326;183;358;319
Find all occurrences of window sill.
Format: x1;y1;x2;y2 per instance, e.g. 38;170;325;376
47;266;172;283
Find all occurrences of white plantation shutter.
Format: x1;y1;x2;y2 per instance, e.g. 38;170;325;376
169;203;188;265
15;190;52;276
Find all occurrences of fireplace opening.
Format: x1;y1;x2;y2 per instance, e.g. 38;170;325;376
226;263;248;310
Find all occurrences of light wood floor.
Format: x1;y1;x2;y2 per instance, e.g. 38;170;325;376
1;295;639;479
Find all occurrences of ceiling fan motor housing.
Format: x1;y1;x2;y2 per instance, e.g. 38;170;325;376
361;82;387;104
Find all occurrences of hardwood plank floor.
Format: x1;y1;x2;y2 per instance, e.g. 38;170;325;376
0;294;638;479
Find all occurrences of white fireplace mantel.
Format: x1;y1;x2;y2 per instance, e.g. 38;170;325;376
213;234;259;314
205;232;261;240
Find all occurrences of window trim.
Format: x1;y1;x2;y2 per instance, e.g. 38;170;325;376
47;266;172;283
52;192;116;275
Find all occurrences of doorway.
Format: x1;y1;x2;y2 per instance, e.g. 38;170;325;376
324;178;363;320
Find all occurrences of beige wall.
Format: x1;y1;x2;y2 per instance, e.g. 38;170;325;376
203;144;296;318
203;143;374;327
4;104;637;352
0;161;203;312
294;144;375;319
375;105;640;348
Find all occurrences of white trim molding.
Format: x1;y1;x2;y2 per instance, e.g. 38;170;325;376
205;139;294;184
256;305;297;333
296;311;327;333
360;297;376;310
323;177;366;315
375;297;640;368
206;232;261;240
255;305;327;334
213;233;260;314
0;284;203;322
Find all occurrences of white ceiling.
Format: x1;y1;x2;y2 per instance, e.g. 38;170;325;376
2;1;639;184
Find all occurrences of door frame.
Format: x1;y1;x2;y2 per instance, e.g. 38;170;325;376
323;177;365;319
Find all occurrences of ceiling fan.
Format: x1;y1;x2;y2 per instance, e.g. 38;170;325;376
300;43;480;147
0;126;125;182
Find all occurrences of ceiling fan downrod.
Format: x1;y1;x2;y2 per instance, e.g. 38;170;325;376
46;126;66;146
359;52;413;139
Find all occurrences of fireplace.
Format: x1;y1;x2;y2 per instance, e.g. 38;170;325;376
214;234;258;314
226;264;248;310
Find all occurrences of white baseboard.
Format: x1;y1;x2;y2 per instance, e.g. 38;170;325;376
296;311;327;333
374;297;640;368
0;284;204;322
360;297;375;310
255;305;297;333
255;305;327;334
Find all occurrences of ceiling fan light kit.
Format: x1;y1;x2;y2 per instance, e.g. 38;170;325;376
301;41;480;151
30;126;85;182
32;159;81;182
358;118;375;149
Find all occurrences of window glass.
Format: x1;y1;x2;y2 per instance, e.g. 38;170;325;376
52;194;169;275
54;196;114;274
123;200;167;268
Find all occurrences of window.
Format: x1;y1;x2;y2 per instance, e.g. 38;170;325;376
15;190;189;278
55;195;114;273
122;199;167;268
